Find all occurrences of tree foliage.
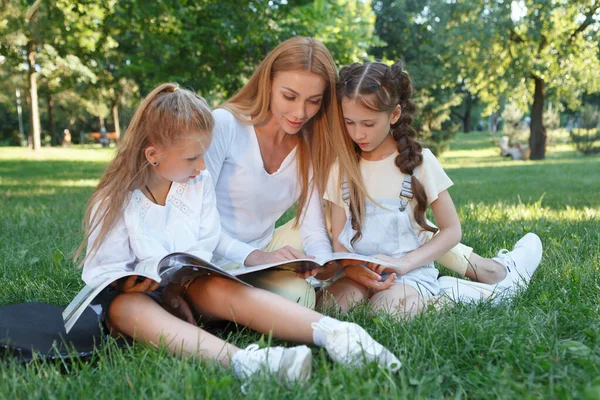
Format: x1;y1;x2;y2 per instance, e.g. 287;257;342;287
442;0;600;159
0;0;382;145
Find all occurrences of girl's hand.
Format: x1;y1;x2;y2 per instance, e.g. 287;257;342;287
297;260;344;280
112;275;159;293
245;246;313;266
345;265;396;292
372;254;412;275
363;261;386;275
296;266;319;280
162;283;195;325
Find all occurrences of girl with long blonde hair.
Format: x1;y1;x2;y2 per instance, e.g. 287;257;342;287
76;82;401;383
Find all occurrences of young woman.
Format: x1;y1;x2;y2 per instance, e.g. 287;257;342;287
205;36;361;309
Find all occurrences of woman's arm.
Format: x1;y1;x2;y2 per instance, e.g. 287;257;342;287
300;182;333;258
330;200;349;253
204;109;235;184
375;190;462;275
306;201;347;280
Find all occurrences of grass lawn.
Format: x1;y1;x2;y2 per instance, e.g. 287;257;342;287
1;133;599;399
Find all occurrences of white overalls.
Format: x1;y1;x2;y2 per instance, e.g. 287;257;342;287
337;174;440;297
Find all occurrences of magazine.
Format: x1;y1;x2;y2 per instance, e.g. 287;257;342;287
63;251;394;333
62;252;248;333
217;252;397;276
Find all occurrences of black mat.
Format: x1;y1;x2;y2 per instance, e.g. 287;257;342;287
0;302;103;363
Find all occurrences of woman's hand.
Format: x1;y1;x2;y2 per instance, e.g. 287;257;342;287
245;246;313;266
162;283;195;324
112;275;159;293
344;264;396;292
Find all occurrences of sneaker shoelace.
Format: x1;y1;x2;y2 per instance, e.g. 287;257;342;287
496;249;514;273
497;249;529;286
237;344;266;374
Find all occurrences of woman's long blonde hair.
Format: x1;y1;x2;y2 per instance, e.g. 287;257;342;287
220;36;364;227
75;83;214;265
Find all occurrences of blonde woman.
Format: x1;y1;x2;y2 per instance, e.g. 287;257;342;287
205;36;362;309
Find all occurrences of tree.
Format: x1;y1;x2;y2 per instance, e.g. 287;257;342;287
371;0;463;143
446;0;600;159
0;0;105;149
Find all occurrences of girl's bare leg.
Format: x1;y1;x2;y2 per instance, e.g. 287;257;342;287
464;253;507;284
317;277;369;313
108;292;238;366
186;276;323;343
185;276;402;372
426;232;507;284
369;283;430;319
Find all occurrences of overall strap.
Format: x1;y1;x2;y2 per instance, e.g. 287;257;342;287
340;175;350;207
342;168;418;211
399;167;417;211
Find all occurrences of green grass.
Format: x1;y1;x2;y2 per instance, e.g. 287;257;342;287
1;133;599;399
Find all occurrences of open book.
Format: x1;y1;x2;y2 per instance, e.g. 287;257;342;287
63;251;394;333
62;252;249;333
218;252;397;276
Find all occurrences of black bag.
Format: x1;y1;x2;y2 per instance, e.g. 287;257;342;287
0;302;103;363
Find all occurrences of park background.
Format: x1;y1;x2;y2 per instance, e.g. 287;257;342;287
1;0;599;398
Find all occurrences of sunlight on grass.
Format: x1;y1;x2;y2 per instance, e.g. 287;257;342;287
1;179;100;188
462;202;599;223
0;146;115;162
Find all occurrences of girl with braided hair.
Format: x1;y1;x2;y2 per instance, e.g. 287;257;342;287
318;61;543;315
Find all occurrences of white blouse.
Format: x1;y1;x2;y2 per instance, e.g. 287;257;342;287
205;109;332;265
82;170;221;288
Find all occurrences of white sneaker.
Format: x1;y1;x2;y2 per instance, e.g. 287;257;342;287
312;320;402;372
493;233;543;298
231;344;312;382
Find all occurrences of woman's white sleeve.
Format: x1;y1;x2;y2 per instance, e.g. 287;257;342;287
205;109;234;183
300;183;333;258
81;207;136;288
213;231;258;266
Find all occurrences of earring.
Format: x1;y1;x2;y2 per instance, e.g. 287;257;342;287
152;161;159;166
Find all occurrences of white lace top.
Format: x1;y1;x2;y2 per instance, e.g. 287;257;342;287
82;170;221;287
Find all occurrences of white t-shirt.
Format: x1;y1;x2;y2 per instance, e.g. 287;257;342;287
325;148;453;243
82;170;221;287
205;109;331;265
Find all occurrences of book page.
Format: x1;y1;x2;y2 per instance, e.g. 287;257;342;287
223;258;321;276
62;270;159;334
318;252;398;268
160;252;250;286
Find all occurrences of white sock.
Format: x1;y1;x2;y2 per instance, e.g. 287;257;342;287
312;316;340;347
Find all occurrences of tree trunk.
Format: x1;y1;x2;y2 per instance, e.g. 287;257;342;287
27;41;41;151
99;116;105;130
48;93;58;146
462;94;472;133
111;101;121;143
529;76;547;160
15;88;25;146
